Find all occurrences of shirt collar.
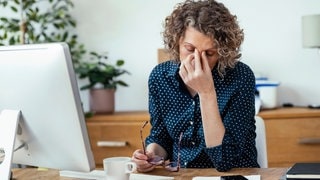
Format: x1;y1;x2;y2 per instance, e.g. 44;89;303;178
167;61;180;77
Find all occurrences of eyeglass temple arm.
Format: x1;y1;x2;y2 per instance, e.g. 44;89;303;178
140;121;148;155
178;132;183;167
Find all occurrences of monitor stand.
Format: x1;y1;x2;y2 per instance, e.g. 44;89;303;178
0;109;21;180
0;109;104;180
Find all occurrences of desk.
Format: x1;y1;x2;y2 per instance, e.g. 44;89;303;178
12;168;288;180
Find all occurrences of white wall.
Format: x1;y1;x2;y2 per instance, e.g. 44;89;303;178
72;0;320;112
222;0;320;108
3;1;320;112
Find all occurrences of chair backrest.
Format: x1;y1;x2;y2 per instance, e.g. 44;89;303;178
255;116;268;168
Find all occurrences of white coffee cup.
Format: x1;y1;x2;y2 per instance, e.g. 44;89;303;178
103;157;136;180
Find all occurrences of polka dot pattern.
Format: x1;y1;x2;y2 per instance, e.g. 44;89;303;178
145;61;259;172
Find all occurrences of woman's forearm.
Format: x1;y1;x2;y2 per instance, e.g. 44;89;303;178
199;91;225;147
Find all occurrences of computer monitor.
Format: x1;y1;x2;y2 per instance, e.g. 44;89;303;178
0;43;96;178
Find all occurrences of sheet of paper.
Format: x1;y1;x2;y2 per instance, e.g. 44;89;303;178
59;169;106;179
192;174;260;180
192;177;220;180
130;173;174;180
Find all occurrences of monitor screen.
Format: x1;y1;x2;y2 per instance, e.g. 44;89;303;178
0;43;95;173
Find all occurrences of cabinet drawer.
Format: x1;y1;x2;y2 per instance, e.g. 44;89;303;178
87;122;150;167
265;118;320;167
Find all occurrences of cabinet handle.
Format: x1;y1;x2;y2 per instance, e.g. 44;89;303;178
97;141;127;147
299;138;320;144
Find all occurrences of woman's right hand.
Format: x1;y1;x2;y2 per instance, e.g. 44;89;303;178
131;149;157;172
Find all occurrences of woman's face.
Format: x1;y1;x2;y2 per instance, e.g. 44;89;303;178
179;26;218;70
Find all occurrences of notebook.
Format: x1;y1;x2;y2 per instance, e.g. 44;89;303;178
286;163;320;179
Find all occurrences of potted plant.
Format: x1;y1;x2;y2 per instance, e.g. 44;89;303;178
76;52;130;114
0;0;86;67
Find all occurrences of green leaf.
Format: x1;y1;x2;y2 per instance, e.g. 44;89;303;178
0;1;8;7
10;6;18;12
53;23;60;29
62;32;68;41
117;80;129;87
9;36;15;45
69;19;76;27
90;51;99;57
116;60;125;66
0;17;8;22
80;84;93;91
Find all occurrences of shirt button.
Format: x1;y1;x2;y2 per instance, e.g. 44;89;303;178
192;101;195;105
189;121;193;125
191;141;195;145
184;161;188;167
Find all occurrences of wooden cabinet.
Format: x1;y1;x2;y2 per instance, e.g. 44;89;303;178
258;107;320;167
86;111;150;167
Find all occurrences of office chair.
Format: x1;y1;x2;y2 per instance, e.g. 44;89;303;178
255;116;268;168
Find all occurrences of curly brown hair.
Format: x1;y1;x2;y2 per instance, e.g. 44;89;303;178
163;0;244;77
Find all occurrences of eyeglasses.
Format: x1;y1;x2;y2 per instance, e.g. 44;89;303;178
140;120;182;172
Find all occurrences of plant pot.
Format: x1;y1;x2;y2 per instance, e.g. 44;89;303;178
89;88;115;114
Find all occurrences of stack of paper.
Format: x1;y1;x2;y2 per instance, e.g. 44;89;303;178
130;173;174;180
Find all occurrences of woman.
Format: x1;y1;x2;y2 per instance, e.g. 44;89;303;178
132;0;259;172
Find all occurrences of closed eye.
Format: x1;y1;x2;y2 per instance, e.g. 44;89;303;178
185;46;195;52
205;50;217;57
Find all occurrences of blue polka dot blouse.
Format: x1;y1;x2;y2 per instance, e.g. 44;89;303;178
145;60;259;172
